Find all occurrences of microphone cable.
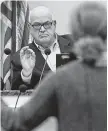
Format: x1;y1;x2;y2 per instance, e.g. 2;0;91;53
38;48;51;85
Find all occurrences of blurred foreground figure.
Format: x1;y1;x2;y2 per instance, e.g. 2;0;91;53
1;2;107;131
71;1;107;42
1;37;107;131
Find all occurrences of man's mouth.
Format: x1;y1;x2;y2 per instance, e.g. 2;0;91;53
39;34;49;38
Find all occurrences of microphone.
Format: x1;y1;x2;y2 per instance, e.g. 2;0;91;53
44;48;51;55
19;85;27;93
14;85;27;110
39;48;51;85
4;48;11;55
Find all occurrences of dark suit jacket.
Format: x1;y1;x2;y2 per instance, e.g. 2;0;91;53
1;61;107;131
11;35;75;90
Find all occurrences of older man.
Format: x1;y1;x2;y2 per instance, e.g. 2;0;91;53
11;6;74;90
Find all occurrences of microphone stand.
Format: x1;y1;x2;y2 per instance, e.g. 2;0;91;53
14;85;27;110
39;55;48;85
38;48;51;85
14;92;21;110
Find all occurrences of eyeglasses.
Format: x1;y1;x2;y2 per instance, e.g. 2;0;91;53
28;21;56;30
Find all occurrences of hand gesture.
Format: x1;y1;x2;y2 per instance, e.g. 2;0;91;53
20;46;36;77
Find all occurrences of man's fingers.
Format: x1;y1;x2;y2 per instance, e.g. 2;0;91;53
26;48;34;54
32;52;36;58
21;46;29;52
26;49;36;59
22;46;29;51
20;46;29;55
20;47;36;62
20;46;29;59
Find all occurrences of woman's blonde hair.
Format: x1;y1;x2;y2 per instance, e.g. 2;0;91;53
71;2;107;42
73;36;105;62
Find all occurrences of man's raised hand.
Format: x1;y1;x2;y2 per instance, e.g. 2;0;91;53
20;46;36;77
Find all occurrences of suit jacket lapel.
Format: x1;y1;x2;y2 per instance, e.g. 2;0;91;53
30;36;71;74
30;42;51;74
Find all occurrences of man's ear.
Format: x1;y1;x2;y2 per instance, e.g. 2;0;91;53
53;20;56;26
29;24;34;34
27;22;32;32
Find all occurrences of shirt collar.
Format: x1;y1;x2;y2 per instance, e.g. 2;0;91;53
34;34;59;54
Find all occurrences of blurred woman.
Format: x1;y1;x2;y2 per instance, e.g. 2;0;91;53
71;1;107;42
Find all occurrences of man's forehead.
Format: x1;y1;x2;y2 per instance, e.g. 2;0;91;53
30;6;53;24
31;15;52;24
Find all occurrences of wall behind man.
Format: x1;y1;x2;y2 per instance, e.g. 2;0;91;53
28;1;106;35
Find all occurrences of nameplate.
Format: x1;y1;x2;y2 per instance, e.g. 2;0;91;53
1;90;33;96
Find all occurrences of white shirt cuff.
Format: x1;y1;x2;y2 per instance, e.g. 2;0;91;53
21;70;32;84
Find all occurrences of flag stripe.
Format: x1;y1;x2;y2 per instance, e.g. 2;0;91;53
21;5;30;47
4;70;10;83
3;1;12;11
3;38;12;64
1;3;12;21
0;14;12;28
4;79;11;90
4;38;12;51
11;1;16;54
4;27;12;47
3;56;11;78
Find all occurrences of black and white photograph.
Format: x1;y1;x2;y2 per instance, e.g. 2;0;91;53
0;0;107;131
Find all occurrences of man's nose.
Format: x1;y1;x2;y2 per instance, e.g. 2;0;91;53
40;25;46;32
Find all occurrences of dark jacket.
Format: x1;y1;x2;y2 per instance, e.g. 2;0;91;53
11;35;76;90
1;61;107;131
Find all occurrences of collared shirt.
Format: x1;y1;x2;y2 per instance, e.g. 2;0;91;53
36;35;61;72
21;35;61;83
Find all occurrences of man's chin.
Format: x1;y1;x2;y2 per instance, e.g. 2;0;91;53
39;38;50;43
38;39;51;48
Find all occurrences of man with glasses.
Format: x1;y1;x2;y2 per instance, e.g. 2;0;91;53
11;6;73;90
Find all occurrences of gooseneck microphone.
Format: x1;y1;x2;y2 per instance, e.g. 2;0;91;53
39;48;51;85
14;85;27;110
44;48;51;55
4;48;11;55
